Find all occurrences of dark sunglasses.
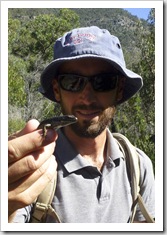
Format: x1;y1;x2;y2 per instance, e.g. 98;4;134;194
58;74;118;92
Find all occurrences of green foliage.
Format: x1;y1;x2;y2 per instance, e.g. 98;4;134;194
115;9;155;168
37;101;61;122
8;9;80;134
8;118;26;135
9;10;79;62
8;55;27;107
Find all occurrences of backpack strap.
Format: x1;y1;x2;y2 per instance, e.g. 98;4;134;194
30;170;61;223
113;133;154;223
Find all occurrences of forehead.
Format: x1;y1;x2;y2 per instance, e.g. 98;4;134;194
58;58;119;75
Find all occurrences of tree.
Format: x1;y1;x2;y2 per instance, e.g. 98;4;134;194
8;9;80;134
8;55;27;107
114;9;155;167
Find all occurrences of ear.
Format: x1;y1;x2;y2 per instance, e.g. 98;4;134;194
52;79;61;102
116;77;125;103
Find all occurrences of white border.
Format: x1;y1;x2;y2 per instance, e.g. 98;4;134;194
1;0;163;232
0;1;162;8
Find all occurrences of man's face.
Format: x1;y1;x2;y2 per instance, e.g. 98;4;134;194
53;58;123;138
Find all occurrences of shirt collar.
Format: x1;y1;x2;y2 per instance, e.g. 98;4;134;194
55;128;124;174
55;129;91;173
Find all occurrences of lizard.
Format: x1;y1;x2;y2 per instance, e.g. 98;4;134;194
37;115;78;137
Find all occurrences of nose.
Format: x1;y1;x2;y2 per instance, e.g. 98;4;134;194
79;82;96;104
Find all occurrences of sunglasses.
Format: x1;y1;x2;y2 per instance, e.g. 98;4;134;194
58;74;118;92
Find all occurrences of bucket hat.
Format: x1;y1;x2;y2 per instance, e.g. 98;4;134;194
39;26;143;104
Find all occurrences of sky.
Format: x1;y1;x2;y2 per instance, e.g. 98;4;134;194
123;8;151;20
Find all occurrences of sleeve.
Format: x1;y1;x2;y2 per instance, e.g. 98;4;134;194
134;148;155;221
12;205;33;223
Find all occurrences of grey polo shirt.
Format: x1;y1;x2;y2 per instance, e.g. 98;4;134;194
13;129;155;223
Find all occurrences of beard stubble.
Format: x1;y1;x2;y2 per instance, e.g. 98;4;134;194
60;101;116;138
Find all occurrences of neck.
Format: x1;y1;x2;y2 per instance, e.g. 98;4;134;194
64;126;108;171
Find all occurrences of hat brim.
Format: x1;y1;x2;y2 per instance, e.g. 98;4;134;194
39;54;143;104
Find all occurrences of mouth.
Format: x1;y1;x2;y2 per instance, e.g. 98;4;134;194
76;110;101;120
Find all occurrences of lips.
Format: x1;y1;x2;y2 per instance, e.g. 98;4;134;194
73;104;102;121
76;110;101;120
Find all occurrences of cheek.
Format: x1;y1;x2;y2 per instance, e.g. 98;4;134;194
61;91;77;104
97;91;117;107
59;91;77;113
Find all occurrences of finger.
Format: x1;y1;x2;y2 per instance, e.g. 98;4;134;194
8;155;57;211
9;155;56;193
8;141;56;183
8;128;57;164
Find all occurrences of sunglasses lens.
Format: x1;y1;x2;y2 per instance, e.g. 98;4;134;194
59;75;85;92
93;74;118;91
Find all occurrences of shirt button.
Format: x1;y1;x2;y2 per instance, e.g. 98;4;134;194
107;158;115;168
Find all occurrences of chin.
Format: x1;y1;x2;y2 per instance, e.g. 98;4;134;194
70;121;107;138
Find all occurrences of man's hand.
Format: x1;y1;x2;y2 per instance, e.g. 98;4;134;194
8;119;58;222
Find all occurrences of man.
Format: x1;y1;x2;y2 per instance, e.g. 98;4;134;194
8;26;155;223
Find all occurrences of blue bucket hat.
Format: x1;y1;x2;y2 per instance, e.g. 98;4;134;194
40;26;143;104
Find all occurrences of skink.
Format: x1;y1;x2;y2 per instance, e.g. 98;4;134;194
37;115;78;137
